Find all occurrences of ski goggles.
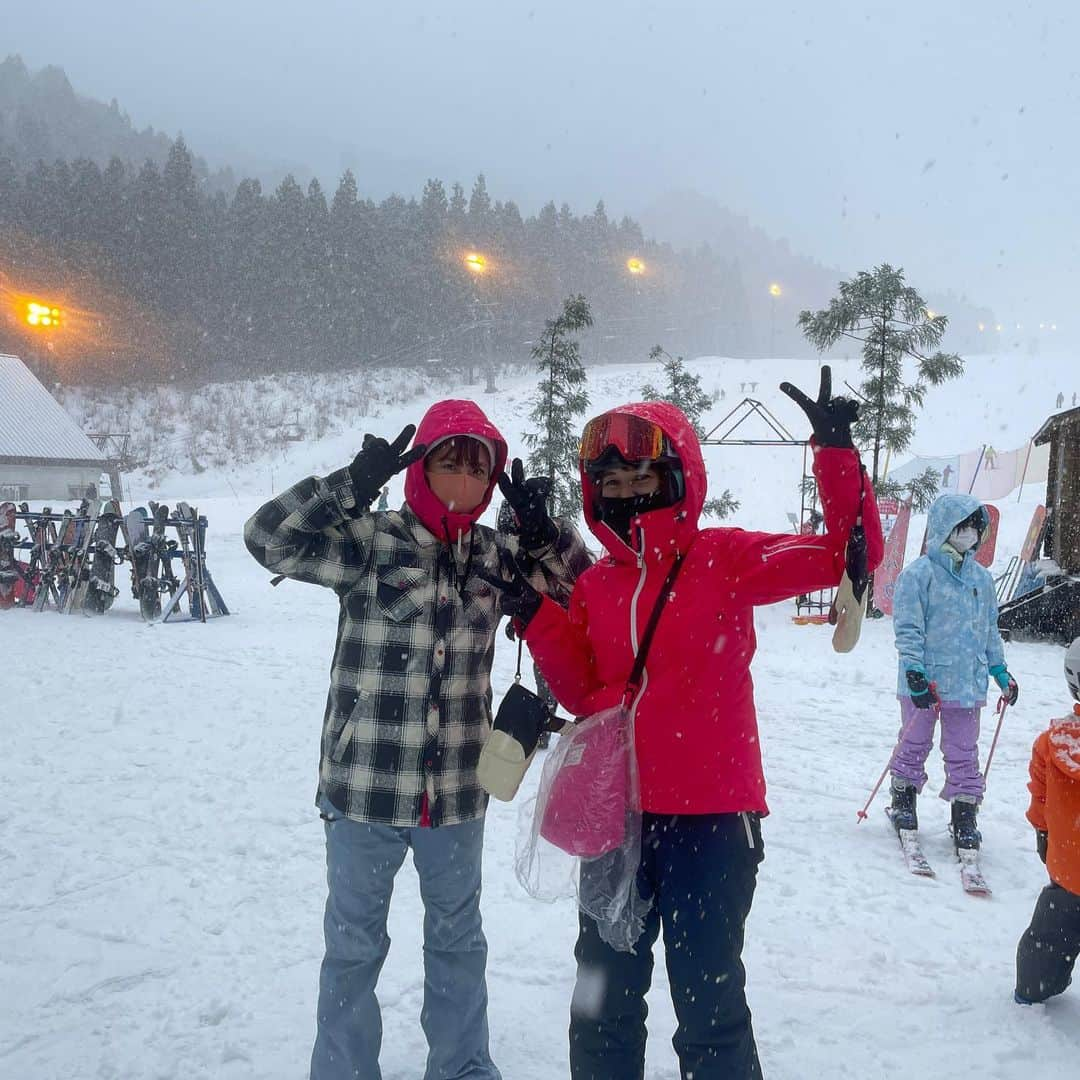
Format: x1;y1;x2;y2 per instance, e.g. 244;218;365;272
579;413;669;468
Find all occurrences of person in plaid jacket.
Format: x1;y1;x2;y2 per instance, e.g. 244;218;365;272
245;399;589;1080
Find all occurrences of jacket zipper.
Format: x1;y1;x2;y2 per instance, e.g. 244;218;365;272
741;811;756;849
627;523;649;720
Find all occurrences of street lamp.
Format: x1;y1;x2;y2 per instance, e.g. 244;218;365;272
768;283;782;357
464;252;488;275
626;257;646;275
462;252;494;387
25;300;62;328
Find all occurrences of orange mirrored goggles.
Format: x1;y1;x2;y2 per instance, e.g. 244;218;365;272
579;413;669;467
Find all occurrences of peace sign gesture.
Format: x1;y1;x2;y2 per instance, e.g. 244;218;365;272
348;425;428;506
780;365;859;448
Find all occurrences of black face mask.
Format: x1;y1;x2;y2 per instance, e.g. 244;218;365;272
598;490;671;543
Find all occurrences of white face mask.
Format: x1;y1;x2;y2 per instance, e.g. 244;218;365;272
949;525;979;553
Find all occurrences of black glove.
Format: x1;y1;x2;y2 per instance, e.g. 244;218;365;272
780;365;859;449
906;670;938;710
497;459;558;550
1036;830;1048;864
475;551;543;630
348;425;427;507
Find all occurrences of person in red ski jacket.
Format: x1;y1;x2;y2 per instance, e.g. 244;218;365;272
488;368;883;1080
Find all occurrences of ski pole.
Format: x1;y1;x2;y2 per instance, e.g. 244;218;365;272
857;683;939;822
981;695;1009;786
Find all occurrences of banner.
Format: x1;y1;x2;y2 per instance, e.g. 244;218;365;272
889;442;1049;502
974;504;1000;567
874;498;912;617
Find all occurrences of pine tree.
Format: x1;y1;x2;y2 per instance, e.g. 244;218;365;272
640;346;713;435
640;345;738;519
524;295;593;517
798;264;964;485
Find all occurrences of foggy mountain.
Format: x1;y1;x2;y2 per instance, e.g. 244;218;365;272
0;55;233;193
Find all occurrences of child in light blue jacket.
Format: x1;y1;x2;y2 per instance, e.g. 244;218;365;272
889;493;1019;851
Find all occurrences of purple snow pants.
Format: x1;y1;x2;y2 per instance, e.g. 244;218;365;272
890;697;985;801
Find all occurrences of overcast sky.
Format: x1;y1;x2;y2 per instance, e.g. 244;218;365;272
7;0;1078;341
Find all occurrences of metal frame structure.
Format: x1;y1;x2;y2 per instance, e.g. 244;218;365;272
700;398;832;619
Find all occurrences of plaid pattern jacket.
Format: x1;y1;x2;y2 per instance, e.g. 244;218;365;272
245;465;591;827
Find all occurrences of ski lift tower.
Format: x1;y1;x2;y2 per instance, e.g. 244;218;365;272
700;397;831;621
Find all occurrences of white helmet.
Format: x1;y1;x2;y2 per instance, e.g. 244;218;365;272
1066;638;1080;703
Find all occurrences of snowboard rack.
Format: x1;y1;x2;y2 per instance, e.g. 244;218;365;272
5;499;229;623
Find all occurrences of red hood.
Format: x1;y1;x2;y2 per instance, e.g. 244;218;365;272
404;400;508;541
1049;716;1080;779
579;401;705;563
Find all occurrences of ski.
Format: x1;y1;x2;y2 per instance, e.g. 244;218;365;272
85;499;123;614
0;501;21;609
885;808;935;877
64;497;103;614
957;848;991;897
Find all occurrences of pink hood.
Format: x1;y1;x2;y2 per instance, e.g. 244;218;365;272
404;400;508;541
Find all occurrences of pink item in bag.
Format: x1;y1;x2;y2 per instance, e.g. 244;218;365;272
539;707;632;858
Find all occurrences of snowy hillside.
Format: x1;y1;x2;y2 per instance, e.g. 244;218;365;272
3;348;1078;1078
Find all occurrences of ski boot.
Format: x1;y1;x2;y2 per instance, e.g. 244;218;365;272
950;798;981;853
888;777;918;832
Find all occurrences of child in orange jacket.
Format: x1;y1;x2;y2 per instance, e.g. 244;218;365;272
1014;637;1080;1004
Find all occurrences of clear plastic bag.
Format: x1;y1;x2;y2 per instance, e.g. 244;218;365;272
514;705;651;952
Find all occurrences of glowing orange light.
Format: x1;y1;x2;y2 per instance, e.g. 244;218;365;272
626;257;646;275
464;252;488;275
25;301;62;329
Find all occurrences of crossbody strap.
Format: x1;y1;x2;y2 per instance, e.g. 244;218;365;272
623;553;687;704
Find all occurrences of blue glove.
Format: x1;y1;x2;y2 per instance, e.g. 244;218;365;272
989;664;1019;705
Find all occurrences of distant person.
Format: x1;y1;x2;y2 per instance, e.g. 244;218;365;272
376;486;389;510
1073;392;1077;407
1056;392;1065;409
941;464;954;489
890;495;1018;854
1014;638;1080;1006
984;445;997;470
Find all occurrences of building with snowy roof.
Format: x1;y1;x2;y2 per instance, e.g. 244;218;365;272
0;352;116;500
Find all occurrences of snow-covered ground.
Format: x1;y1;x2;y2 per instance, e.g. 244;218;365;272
3;350;1078;1078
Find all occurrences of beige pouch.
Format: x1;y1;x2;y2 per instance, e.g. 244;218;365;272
478;729;537;802
830;572;866;653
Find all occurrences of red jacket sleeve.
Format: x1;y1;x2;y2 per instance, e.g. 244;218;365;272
1026;731;1049;831
725;444;884;606
523;587;610;716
